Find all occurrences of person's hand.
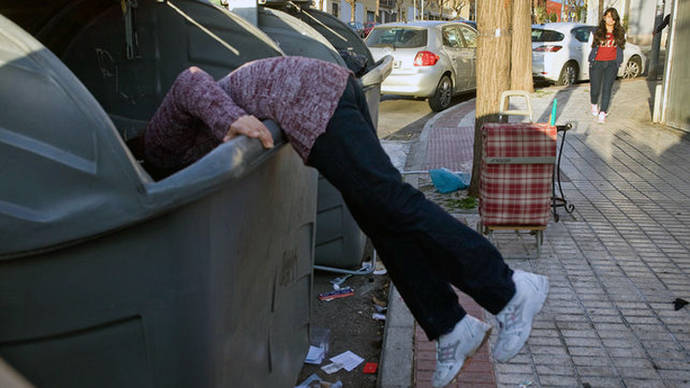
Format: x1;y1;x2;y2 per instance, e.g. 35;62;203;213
224;115;274;149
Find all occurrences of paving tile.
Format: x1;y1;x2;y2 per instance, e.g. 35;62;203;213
621;378;668;388
576;365;620;377
538;375;579;386
578;377;625;388
617;367;663;379
535;363;575;376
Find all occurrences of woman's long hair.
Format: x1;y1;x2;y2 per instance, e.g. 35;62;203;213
593;7;626;49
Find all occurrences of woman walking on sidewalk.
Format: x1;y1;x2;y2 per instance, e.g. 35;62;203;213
143;56;549;388
589;7;626;124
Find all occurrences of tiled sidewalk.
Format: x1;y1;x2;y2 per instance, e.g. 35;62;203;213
407;79;690;388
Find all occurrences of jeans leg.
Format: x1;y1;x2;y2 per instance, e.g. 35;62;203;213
599;61;618;113
590;61;603;106
307;79;515;339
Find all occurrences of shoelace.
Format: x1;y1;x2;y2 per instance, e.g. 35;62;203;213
436;340;460;363
498;304;520;335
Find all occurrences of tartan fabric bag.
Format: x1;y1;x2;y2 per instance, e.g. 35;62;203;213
479;123;557;226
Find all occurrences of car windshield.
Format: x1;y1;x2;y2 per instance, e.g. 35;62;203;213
366;27;428;48
531;28;565;42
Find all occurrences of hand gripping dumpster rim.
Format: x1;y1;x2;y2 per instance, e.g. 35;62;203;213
1;122;289;261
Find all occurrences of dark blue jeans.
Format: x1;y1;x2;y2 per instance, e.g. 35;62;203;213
307;76;516;340
590;60;618;113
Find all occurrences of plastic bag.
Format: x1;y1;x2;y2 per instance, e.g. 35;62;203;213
429;168;470;193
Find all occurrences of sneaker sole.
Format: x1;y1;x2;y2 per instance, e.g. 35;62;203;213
440;327;492;388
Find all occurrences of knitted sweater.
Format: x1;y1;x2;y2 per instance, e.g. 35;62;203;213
144;56;351;170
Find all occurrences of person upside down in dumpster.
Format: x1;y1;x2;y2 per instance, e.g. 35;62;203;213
143;56;549;388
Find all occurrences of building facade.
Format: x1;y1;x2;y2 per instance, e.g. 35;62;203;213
313;0;470;24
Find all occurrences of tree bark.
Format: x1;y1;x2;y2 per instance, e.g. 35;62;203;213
511;0;534;92
347;0;357;22
468;0;512;197
598;0;603;20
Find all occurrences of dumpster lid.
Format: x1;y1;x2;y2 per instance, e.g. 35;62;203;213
0;1;287;257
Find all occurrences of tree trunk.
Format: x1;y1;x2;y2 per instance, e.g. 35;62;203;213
511;0;533;92
468;0;512;197
598;0;603;20
348;0;357;22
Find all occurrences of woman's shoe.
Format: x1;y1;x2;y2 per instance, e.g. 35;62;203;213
591;104;599;116
598;111;607;123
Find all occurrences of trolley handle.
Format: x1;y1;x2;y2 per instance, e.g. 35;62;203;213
556;122;574;132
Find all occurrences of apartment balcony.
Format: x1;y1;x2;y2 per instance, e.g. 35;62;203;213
379;0;396;9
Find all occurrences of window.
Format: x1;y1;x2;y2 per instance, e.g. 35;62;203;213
332;2;338;17
367;11;375;22
459;26;477;48
572;27;592;43
531;29;565;42
365;27;428;48
442;26;462;48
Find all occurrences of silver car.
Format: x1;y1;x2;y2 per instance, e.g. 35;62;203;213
365;21;478;111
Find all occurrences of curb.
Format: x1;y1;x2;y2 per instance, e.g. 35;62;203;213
406;98;477;171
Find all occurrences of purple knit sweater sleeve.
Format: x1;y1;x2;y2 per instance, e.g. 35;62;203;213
144;57;351;170
143;67;246;169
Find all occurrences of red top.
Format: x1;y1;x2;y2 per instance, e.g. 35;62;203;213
595;32;617;61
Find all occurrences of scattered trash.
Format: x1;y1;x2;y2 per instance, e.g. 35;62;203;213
330;275;352;290
305;327;330;365
305;345;326;365
371;312;386;321
372;295;387;307
295;373;342;388
374;304;388;313
362;362;378;374
429;168;470;193
518;381;533;388
321;362;344;375
329;350;364;372
373;260;387;275
673;297;688;311
319;287;354;301
295;373;321;388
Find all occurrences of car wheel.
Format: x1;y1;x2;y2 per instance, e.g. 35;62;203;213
623;56;642;79
428;75;453;112
557;62;578;86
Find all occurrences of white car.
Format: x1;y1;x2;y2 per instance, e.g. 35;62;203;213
532;22;646;86
366;21;478;111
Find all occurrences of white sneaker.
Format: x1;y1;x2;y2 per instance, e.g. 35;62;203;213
598;111;607;123
492;270;549;363
591;104;599;116
432;315;492;388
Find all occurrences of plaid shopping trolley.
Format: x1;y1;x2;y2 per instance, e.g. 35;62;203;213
478;122;557;258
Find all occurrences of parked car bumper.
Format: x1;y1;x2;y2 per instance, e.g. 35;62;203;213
532;54;564;82
380;67;443;97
